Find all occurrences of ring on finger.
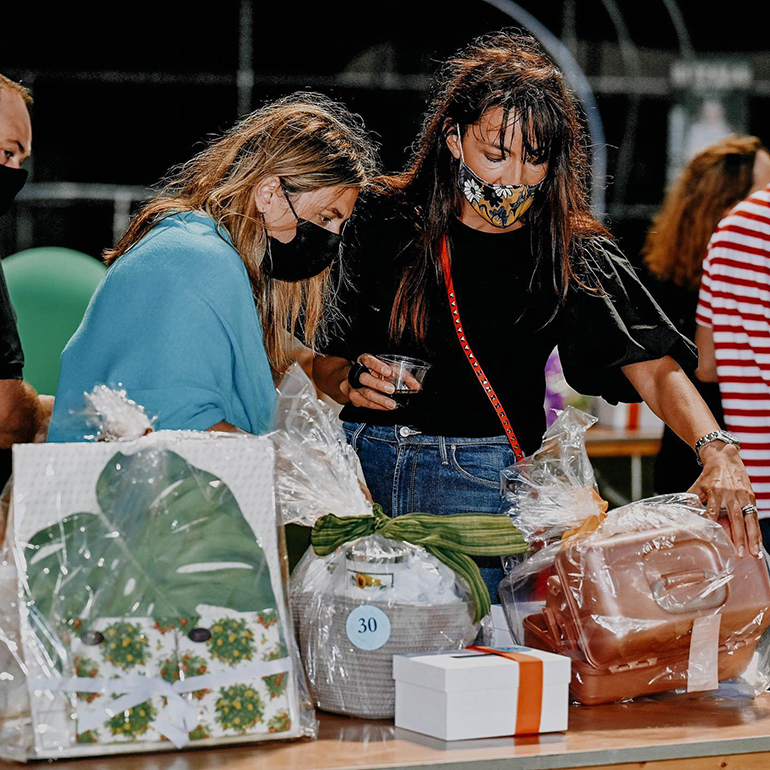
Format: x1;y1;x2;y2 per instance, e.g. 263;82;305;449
741;504;759;517
348;361;371;390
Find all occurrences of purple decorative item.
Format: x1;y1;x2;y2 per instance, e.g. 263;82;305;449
544;350;565;426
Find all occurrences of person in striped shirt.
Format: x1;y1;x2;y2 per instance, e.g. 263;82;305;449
696;172;770;545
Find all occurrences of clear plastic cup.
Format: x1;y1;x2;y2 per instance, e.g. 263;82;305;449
375;354;432;407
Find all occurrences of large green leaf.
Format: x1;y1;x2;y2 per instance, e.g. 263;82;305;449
24;449;279;630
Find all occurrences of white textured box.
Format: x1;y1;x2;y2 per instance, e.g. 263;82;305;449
11;432;301;759
393;647;570;741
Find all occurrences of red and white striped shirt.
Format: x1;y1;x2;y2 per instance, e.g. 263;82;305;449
696;185;770;516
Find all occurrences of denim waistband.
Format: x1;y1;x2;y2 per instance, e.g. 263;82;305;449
342;421;511;447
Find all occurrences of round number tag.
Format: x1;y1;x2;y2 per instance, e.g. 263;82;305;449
345;605;391;651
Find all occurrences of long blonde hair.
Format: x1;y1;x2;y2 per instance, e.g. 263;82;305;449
105;92;378;372
643;135;764;290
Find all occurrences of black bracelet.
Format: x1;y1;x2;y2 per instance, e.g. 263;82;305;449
347;361;371;390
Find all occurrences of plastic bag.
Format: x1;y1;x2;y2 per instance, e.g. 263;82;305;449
498;407;770;705
523;493;770;704
499;406;601;550
272;366;513;718
1;389;315;761
498;407;603;640
273;364;371;526
291;534;477;719
81;384;155;441
0;527;32;762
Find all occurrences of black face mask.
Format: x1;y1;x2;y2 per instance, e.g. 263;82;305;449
263;185;343;282
0;164;28;217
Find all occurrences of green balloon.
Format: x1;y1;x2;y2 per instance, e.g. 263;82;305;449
3;247;106;395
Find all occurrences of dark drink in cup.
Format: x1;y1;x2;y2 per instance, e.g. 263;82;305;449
391;390;420;407
375;354;432;407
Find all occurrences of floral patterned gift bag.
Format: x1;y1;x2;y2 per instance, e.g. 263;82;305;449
66;617;175;746
174;609;294;740
11;433;311;759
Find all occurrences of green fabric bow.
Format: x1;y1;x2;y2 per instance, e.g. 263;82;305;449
311;504;529;623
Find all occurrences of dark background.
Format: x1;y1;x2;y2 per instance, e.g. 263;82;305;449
2;0;770;267
2;0;768;499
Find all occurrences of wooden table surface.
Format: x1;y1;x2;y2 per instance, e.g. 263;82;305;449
584;425;662;459
7;694;770;770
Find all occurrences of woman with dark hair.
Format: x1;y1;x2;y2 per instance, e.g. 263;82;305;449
643;135;770;493
313;32;760;594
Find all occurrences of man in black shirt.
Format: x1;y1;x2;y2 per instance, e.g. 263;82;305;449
0;74;48;447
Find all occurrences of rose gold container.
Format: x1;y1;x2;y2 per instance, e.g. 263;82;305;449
521;525;770;705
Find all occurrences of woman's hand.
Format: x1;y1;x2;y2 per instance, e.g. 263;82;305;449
343;354;419;411
312;352;422;409
622;357;762;557
688;442;762;557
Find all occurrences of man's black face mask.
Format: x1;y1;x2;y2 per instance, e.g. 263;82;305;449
0;164;28;216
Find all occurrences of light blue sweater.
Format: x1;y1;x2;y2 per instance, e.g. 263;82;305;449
48;211;276;441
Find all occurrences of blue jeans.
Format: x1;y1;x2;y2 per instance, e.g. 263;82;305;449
342;422;516;603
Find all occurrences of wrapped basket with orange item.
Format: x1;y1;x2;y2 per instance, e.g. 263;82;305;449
498;409;770;705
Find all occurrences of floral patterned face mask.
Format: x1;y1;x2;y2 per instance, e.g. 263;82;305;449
456;125;544;228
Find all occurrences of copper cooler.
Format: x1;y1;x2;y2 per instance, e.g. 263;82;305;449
523;525;770;705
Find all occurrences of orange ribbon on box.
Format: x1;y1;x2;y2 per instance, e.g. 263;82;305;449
466;646;544;735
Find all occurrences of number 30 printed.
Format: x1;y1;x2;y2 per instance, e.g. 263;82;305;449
358;617;378;634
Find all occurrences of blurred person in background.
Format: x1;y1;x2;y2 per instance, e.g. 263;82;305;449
312;31;762;600
0;74;52;448
643;136;770;494
48;92;377;441
696;174;770;545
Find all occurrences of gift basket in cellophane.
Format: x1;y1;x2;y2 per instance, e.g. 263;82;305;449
498;407;770;705
0;387;315;763
272;366;528;719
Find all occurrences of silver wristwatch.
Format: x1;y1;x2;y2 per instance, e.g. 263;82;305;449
694;430;741;466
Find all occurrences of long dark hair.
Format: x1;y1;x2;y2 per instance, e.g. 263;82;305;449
381;30;607;342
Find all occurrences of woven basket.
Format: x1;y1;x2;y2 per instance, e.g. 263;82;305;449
293;592;477;719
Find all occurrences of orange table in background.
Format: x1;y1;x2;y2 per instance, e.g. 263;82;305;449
586;425;662;501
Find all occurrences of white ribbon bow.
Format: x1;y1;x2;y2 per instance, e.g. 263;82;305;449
30;657;293;749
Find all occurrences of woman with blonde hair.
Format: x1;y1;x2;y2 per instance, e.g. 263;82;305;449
643;135;770;492
48;92;378;440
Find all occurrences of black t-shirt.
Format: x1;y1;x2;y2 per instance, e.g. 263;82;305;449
0;259;23;380
322;195;697;454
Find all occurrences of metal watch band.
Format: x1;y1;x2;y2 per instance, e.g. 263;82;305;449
694;430;741;466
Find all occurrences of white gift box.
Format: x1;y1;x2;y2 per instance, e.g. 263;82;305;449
393;647;570;741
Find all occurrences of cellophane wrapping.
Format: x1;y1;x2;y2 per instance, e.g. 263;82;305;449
272;364;371;526
272;366;477;719
498;407;603;642
499;410;770;705
0;390;316;762
290;534;477;719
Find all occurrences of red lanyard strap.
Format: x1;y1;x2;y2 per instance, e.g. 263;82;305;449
439;235;524;461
